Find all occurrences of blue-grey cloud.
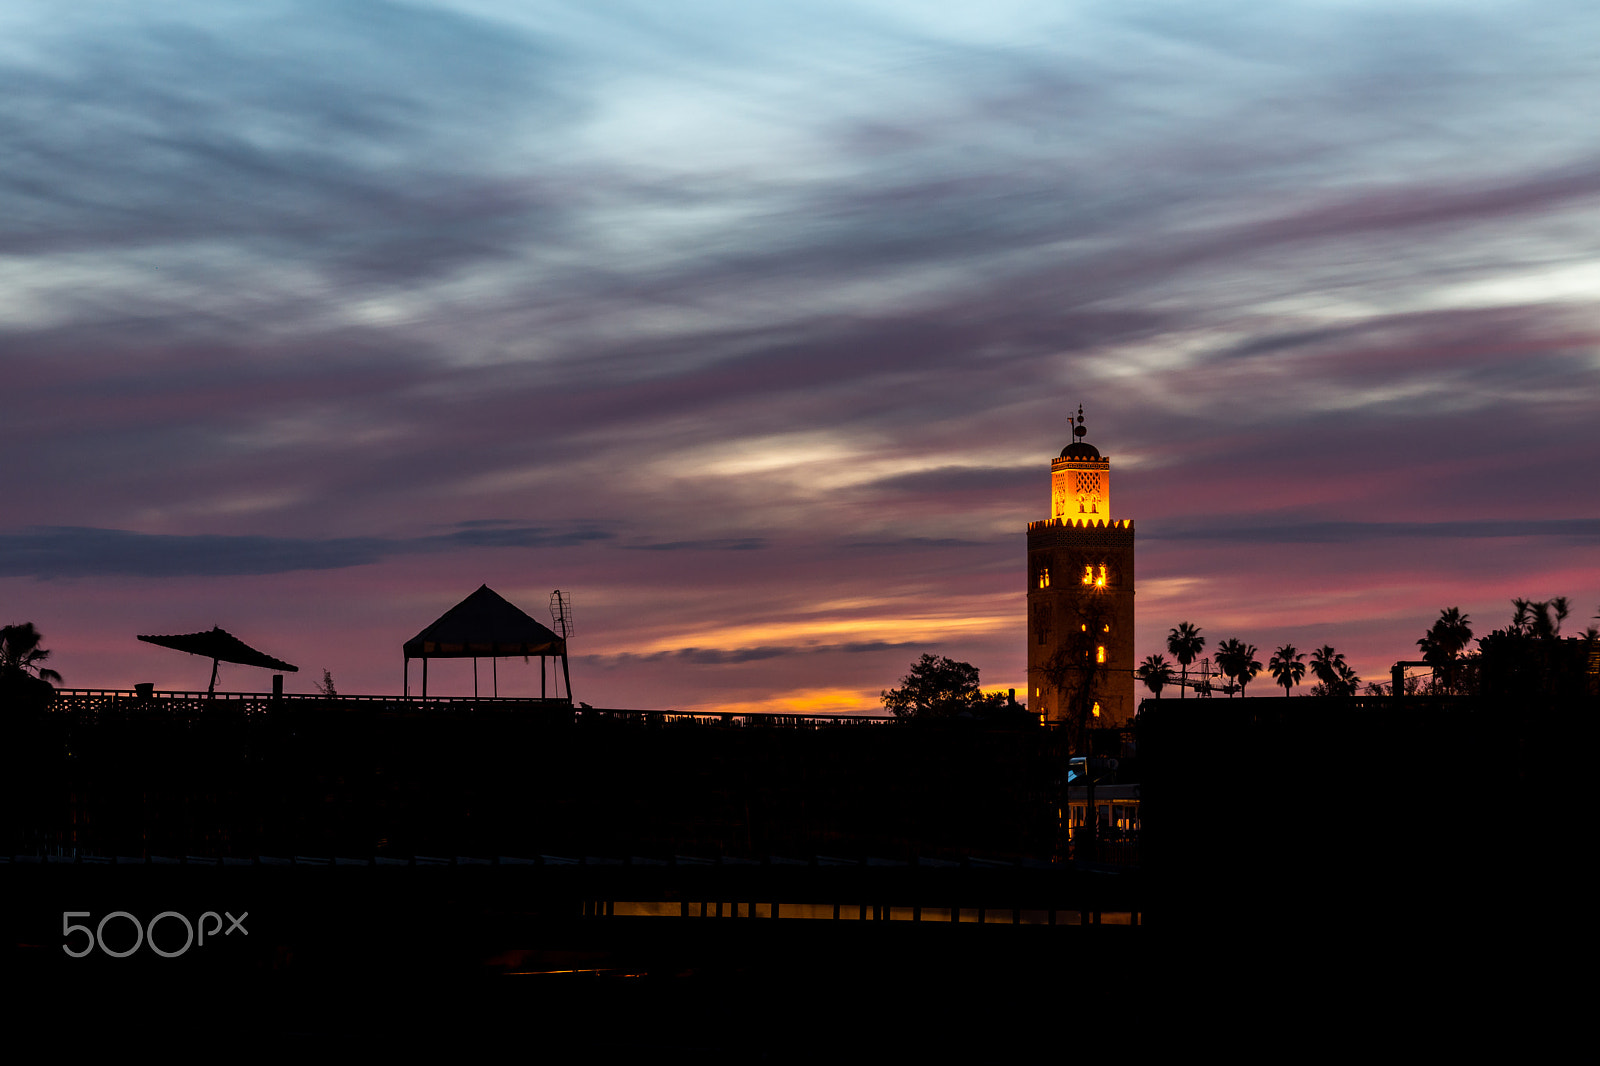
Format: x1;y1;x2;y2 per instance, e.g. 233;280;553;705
0;525;614;578
843;537;998;551
0;1;579;282
1148;519;1600;545
622;538;768;552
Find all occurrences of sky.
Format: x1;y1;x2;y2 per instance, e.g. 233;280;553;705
3;0;1597;711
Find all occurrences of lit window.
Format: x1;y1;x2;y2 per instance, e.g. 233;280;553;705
1091;701;1101;718
1082;565;1093;585
1038;567;1050;588
1103;624;1110;633
1095;564;1108;587
1081;623;1087;632
1096;646;1106;663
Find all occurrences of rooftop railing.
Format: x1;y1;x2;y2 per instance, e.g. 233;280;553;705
43;689;898;728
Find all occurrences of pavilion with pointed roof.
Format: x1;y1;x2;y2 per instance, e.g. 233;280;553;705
403;584;571;702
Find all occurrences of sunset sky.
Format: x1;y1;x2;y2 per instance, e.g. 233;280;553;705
3;1;1597;711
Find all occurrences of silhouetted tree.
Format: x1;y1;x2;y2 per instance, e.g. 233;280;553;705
1136;654;1175;699
1417;607;1473;694
1269;644;1306;697
1214;639;1242;697
1510;597;1568;639
1308;645;1359;696
1;621;61;714
881;654;1003;719
1;622;61;685
1478;596;1595;702
1166;622;1204;699
1235;642;1263;696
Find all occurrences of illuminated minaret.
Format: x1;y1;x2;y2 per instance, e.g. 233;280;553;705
1027;406;1136;728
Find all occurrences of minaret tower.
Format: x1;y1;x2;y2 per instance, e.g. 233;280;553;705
1027;407;1136;729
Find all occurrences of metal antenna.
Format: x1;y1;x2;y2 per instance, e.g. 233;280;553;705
549;590;574;640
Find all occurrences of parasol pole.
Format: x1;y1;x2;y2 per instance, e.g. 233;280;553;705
208;657;219;697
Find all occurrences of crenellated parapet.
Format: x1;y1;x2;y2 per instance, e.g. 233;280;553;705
1027;517;1133;532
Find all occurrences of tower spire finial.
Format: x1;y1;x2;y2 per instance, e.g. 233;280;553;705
1074;403;1086;440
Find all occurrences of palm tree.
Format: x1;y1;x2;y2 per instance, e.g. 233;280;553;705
1309;645;1349;696
1235;642;1262;697
1214;638;1243;697
1268;645;1306;697
1136;654;1175;699
0;622;62;685
1334;659;1361;696
1417;607;1472;693
1512;597;1569;639
1212;639;1262;698
1166;622;1204;699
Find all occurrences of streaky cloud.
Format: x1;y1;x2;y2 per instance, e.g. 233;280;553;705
843;537;997;550
861;465;1037;495
422;527;612;551
622;538;768;552
1148;518;1600;544
583;640;923;668
0;524;614;578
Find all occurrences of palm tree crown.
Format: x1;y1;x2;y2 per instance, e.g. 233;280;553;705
1136;654;1175;699
1268;645;1306;696
1309;645;1359;696
1235;642;1262;696
1166;622;1204;699
0;622;63;686
1214;639;1264;697
1417;607;1473;693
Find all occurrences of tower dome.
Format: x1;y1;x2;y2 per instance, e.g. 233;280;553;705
1049;405;1111;522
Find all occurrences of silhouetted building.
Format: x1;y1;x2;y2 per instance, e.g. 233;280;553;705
1027;408;1136;727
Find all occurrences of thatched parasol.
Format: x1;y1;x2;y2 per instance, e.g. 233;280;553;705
137;626;298;695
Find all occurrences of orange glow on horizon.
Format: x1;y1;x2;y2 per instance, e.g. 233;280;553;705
677;687;884;717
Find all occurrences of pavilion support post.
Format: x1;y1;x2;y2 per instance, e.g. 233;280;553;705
541;656;546;700
473;657;478;699
404;658;409;699
422;657;428;700
493;656;498;698
561;652;573;705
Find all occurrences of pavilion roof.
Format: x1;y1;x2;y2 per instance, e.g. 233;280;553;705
403;584;566;659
